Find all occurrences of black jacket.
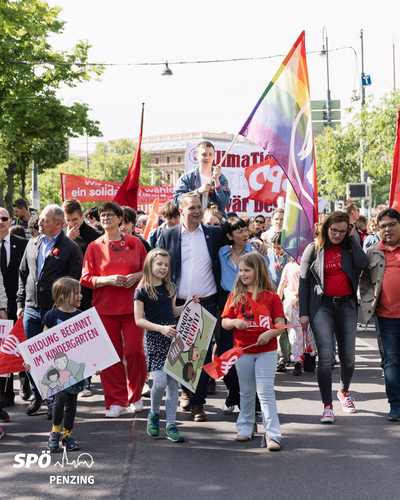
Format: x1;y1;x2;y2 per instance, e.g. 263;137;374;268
17;230;83;310
299;236;369;322
158;223;222;295
3;233;28;319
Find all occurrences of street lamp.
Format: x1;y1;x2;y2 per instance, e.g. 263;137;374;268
320;27;332;128
161;62;173;77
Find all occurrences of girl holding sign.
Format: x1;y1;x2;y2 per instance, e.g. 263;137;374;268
134;249;199;443
25;277;88;453
221;253;285;451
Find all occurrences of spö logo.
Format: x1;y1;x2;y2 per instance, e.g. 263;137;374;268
14;449;95;469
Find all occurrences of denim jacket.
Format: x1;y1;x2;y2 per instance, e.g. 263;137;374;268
173;166;231;219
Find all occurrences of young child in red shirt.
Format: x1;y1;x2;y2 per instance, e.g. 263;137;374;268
221;253;285;451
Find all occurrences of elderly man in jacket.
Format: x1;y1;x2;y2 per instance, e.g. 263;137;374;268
17;204;83;416
360;208;400;422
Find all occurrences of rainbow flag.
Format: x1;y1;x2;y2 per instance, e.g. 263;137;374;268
239;31;318;262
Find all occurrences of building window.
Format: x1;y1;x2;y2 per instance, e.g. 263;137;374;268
178;156;181;163
167;173;171;182
166;156;170;164
155;157;159;165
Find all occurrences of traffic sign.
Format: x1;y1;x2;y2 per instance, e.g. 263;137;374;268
362;75;372;86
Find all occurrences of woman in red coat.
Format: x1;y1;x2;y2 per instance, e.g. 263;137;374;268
81;202;147;418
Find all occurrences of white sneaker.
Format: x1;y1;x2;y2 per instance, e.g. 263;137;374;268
142;383;151;397
105;405;128;418
79;387;92;397
130;400;144;413
223;403;234;415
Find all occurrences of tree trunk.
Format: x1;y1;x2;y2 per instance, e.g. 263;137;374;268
21;165;26;200
0;183;4;208
5;162;17;215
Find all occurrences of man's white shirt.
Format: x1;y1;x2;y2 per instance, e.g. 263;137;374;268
177;223;216;300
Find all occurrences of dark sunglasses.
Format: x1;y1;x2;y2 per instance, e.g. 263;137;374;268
0;217;9;222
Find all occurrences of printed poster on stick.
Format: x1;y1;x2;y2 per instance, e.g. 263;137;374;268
19;308;119;400
0;319;16;377
164;299;216;392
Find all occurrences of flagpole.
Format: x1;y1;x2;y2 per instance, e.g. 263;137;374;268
216;132;240;167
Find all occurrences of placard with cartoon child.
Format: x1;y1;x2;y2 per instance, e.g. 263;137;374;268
163;298;216;392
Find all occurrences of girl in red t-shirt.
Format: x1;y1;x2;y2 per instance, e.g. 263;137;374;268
221;253;285;451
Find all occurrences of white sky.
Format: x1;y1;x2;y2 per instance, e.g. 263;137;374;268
47;0;400;155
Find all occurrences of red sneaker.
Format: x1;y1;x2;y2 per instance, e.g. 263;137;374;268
337;390;356;413
321;404;334;423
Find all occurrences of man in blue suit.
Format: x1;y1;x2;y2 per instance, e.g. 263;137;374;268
159;192;222;422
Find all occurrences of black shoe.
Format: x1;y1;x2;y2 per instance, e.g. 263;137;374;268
0;396;15;408
276;362;286;372
26;398;44;416
293;362;302;376
208;379;216;395
19;389;32;401
0;408;10;422
47;407;53;420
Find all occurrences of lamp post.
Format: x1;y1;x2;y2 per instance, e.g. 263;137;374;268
104;144;107;180
320;27;332;128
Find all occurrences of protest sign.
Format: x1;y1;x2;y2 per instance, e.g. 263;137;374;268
0;319;18;377
164;299;216;392
60;173;173;213
18;308;119;399
185;141;278;217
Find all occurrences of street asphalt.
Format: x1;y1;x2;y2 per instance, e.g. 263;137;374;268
1;321;399;500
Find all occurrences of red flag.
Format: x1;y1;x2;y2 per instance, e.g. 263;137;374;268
113;103;145;209
389;108;400;211
0;318;27;374
202;347;243;379
142;196;159;241
244;156;287;205
246;296;298;329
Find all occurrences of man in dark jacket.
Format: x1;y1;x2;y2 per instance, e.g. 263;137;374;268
16;204;83;415
0;207;28;410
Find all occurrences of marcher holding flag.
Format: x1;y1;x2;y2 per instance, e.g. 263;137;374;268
221;253;285;450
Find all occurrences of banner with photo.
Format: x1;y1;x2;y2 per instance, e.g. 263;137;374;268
164;299;216;392
19;308;119;399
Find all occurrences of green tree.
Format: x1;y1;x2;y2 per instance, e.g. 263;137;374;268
35;139;162;209
315;89;400;206
0;0;104;213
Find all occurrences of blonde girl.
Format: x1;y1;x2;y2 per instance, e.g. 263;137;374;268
221;253;285;451
134;249;199;442
24;277;86;453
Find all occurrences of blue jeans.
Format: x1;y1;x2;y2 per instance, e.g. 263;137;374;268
23;306;49;402
311;298;357;404
235;350;281;441
377;316;400;407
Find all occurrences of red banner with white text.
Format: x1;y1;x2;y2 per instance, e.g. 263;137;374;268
60;173;173;213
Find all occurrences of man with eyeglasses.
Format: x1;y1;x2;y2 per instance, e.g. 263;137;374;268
16;205;83;416
360;208;400;422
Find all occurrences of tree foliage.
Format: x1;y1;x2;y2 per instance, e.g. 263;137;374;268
33;139;162;209
315;89;400;206
0;0;104;213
